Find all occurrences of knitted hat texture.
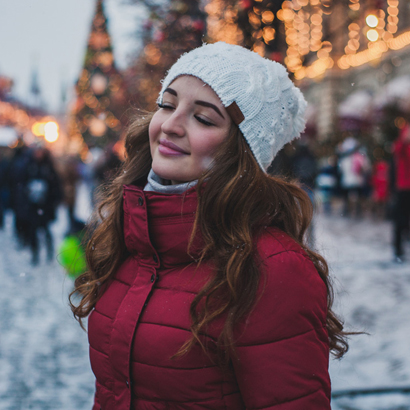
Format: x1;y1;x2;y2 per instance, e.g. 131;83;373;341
158;42;307;171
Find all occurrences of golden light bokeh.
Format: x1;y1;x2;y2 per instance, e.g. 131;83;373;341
278;0;410;78
365;14;378;28
366;29;379;42
44;121;59;143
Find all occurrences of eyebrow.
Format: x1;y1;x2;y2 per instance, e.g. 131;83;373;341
164;87;177;96
163;87;225;119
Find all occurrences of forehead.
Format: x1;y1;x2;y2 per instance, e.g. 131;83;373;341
167;75;222;105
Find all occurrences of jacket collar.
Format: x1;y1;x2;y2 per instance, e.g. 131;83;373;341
123;184;203;267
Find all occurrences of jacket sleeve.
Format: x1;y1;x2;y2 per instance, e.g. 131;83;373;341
92;381;101;410
232;250;331;410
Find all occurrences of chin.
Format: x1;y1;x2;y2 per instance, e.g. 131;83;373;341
152;164;184;183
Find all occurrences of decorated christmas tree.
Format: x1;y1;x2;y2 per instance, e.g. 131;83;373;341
69;0;129;150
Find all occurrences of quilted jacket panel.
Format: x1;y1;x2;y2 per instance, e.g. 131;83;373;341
88;185;331;409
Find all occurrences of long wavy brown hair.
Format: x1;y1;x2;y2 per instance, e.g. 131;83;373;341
70;112;350;361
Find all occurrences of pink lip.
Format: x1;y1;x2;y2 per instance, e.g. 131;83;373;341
158;139;189;156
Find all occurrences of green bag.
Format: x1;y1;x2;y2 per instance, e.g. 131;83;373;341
58;235;87;279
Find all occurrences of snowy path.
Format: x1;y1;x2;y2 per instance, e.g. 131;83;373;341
317;212;410;409
0;184;409;409
0;184;95;410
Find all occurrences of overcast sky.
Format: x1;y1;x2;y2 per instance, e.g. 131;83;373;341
0;0;144;113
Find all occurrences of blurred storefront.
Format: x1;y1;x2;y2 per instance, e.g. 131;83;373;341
273;0;410;157
0;75;64;151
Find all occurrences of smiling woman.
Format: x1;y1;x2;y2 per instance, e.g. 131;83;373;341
70;42;350;410
149;76;231;184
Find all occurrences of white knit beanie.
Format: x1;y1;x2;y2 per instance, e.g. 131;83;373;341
158;42;307;171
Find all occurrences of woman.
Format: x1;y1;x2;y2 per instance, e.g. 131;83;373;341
71;42;349;409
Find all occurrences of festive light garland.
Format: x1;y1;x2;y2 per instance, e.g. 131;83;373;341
277;0;410;79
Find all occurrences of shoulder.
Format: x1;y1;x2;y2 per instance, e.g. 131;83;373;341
255;227;326;303
256;226;308;260
237;227;328;344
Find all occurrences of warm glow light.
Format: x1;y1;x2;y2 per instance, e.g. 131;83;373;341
44;121;59;143
383;31;393;40
261;10;274;24
282;9;294;20
263;26;275;42
387;24;398;33
310;14;322;25
317;49;328;59
366;14;378;28
89;117;107;137
321;41;332;52
367;29;379;42
32;122;45;137
144;44;162;66
280;0;409;78
387;6;399;16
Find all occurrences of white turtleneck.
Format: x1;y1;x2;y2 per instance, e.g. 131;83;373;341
144;169;197;194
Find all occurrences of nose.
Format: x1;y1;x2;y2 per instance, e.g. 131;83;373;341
161;111;185;137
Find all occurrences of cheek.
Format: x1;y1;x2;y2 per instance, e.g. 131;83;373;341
148;116;161;148
191;132;226;158
189;132;227;173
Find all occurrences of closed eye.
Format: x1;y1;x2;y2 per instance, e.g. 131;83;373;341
195;116;214;126
158;103;214;126
158;103;174;110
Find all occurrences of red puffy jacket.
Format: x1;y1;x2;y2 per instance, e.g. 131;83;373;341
88;184;331;409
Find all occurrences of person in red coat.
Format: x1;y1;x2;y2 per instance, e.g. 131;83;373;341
71;43;350;409
371;159;389;219
393;123;410;261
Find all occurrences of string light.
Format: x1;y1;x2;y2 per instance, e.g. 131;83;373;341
204;0;243;45
279;0;409;78
366;14;378;28
386;0;399;34
367;29;379;42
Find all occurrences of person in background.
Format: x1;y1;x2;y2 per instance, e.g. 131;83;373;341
8;142;31;247
93;143;123;185
392;123;410;262
291;140;318;246
338;136;371;218
317;155;339;215
71;42;350;410
26;144;63;265
267;145;293;179
0;147;12;228
91;143;123;205
371;157;390;220
60;155;81;227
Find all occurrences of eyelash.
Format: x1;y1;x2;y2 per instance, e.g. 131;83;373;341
157;103;172;110
158;103;215;127
194;116;214;127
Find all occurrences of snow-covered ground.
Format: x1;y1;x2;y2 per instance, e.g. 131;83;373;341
0;185;409;409
0;182;95;410
317;203;410;410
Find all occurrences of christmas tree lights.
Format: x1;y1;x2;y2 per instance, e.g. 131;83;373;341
69;0;129;151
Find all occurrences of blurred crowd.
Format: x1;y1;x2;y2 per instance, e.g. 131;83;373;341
269;122;410;262
0;125;408;266
0;140;122;266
